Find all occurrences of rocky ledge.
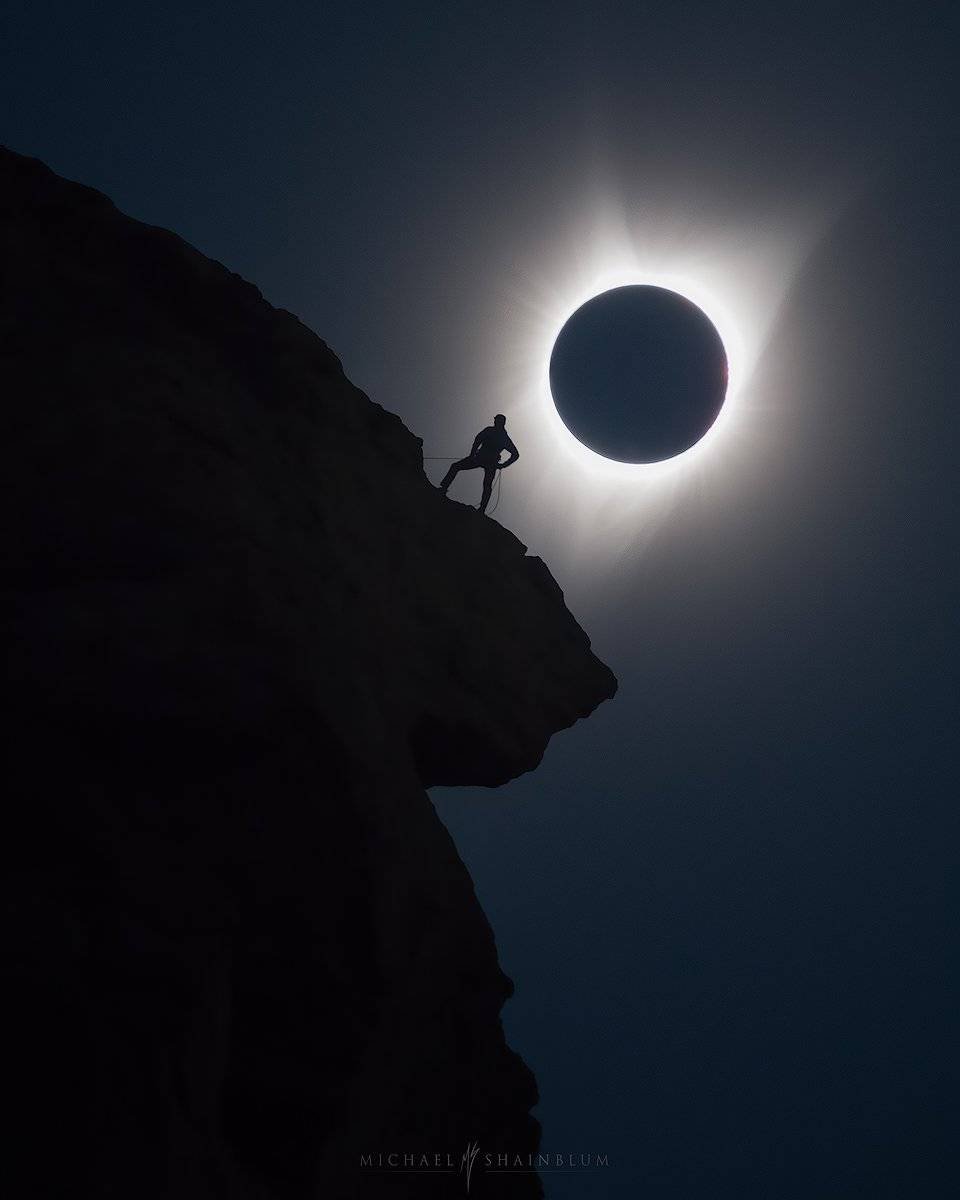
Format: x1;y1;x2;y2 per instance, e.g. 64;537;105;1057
0;146;615;1199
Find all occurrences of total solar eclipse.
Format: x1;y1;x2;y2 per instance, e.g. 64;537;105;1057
549;284;729;463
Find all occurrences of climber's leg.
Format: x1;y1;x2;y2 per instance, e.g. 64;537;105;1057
479;466;497;513
440;456;478;494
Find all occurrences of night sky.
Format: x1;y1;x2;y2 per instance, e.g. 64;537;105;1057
3;2;957;1196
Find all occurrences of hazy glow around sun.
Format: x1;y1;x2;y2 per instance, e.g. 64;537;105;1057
477;187;836;564
531;215;793;481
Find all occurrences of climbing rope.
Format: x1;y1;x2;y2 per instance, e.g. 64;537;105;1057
422;456;504;515
490;471;503;514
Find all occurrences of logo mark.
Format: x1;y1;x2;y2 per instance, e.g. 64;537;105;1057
460;1141;481;1193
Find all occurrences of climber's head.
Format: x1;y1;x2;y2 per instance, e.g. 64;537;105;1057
494;413;506;428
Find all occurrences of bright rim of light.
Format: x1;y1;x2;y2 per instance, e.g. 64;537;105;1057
543;272;743;476
467;186;843;562
494;196;818;505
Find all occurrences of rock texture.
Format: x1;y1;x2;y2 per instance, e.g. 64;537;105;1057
0;146;616;1199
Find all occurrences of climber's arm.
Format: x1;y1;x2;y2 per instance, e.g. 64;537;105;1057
500;435;519;467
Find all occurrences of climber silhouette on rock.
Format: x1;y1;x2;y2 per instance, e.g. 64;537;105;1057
439;414;519;514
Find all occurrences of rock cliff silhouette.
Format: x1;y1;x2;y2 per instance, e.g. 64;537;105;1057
0;146;616;1199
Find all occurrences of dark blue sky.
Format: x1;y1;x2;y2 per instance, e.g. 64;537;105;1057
3;2;957;1196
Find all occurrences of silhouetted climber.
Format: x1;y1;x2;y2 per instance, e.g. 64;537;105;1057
439;415;519;513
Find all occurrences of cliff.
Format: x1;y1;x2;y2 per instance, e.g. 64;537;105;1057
0;146;616;1198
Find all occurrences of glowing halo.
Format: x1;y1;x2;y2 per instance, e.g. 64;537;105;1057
468;184;843;563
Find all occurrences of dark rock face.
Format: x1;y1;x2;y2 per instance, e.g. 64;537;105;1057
0;147;616;1198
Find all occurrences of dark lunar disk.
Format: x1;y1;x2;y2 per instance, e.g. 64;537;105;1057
549;284;728;463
